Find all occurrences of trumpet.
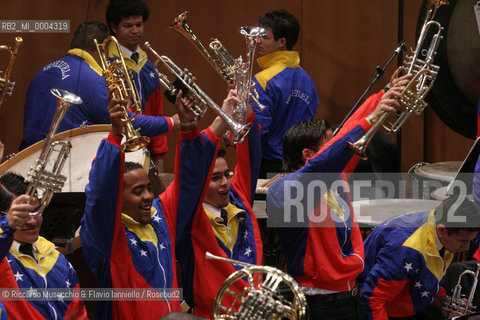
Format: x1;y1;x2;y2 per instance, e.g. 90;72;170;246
206;251;307;320
232;26;266;130
144;41;205;118
144;41;252;144
169;11;265;111
0;37;22;109
442;262;480;318
26;89;82;216
94;36;149;152
349;0;447;159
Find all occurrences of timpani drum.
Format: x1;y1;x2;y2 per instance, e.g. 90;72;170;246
0;124;149;193
411;161;462;200
353;198;441;238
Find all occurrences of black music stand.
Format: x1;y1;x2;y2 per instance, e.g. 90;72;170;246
39;192;86;249
446;137;480;196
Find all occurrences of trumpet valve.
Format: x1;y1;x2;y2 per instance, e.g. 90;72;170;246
400;89;428;116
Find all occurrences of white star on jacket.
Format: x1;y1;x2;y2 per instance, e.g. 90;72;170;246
27;287;37;297
421;290;430;297
140;249;148;256
150;71;155;78
6;257;11;264
130;238;138;246
65;280;71;288
414;281;422;288
14;271;24;281
404;262;413;272
159;243;166;250
153;215;162;223
243;230;248;239
244;246;252;256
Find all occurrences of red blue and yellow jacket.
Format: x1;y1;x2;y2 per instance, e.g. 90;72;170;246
80;127;220;320
176;114;263;318
252;50;319;161
20;49;174;150
266;91;384;292
108;43;168;159
358;210;454;320
0;216;87;319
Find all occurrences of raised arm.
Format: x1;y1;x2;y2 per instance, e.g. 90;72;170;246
0;195;38;261
80;95;127;264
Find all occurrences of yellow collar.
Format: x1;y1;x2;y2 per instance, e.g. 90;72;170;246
403;210;454;280
257;50;300;70
121;208;159;244
107;40;148;70
10;236;55;259
67;48;103;76
203;202;244;225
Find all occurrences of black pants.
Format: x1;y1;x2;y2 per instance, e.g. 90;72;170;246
306;294;366;320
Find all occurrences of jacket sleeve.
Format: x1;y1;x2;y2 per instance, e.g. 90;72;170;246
159;126;220;242
142;88;169;159
130;111;174;139
80;133;124;270
0;216;14;262
359;236;414;320
251;77;274;138
231;114;262;205
64;260;88;320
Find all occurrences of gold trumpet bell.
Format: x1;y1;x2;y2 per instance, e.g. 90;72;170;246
122;125;150;152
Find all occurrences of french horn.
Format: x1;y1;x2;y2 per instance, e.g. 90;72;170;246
206;252;307;320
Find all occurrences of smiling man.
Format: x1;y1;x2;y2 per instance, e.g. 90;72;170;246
252;9;319;178
106;0;170;183
0;173;87;319
81;89;238;319
175;104;262;318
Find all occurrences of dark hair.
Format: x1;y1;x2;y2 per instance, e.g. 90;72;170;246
435;194;480;234
70;21;109;52
125;161;144;173
259;9;300;50
282;120;331;172
0;172;27;212
217;148;227;159
105;0;150;35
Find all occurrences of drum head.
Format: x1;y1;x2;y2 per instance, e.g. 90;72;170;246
0;125;150;193
413;161;462;182
353;199;441;226
419;0;479;138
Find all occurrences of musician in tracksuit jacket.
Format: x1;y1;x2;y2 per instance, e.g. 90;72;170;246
20;21;175;150
358;195;480;320
176;109;262;319
106;0;170;172
253;9;319;178
266;77;410;320
80;89;236;319
0;173;87;320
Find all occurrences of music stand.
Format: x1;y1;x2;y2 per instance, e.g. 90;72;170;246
445;137;480;197
39;192;86;249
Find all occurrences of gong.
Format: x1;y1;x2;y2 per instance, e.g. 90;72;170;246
418;0;480;138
